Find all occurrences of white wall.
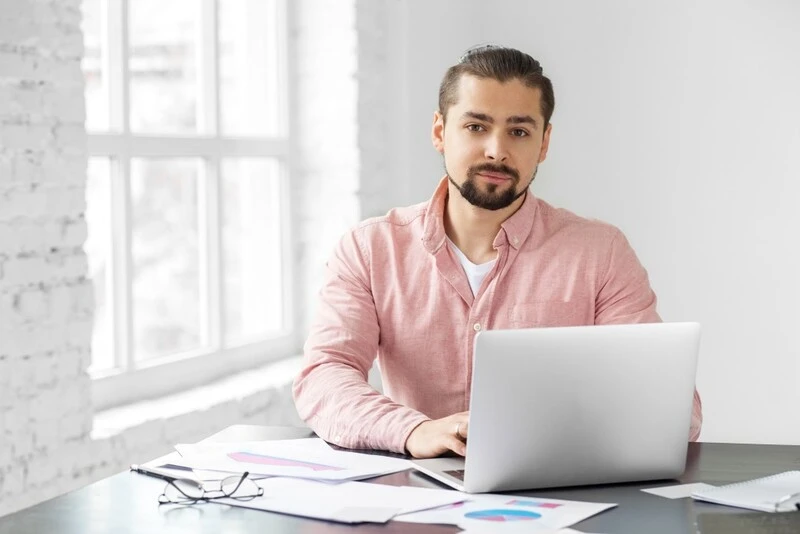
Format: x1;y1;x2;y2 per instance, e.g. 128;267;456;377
391;0;800;444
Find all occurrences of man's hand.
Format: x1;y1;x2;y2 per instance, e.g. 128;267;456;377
405;412;469;458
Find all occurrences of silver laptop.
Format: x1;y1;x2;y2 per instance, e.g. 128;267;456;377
411;322;701;493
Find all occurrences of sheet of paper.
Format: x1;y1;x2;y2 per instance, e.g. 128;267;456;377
139;451;269;482
138;452;199;480
459;528;599;534
396;494;616;531
216;495;399;524
641;482;716;499
172;438;412;481
212;477;466;524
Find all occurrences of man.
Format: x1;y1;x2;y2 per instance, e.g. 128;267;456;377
293;45;702;459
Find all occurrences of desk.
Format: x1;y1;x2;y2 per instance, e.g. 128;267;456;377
2;425;799;534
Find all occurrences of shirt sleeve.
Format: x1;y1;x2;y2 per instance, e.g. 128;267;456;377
595;228;661;325
595;228;703;441
689;389;703;441
292;229;430;453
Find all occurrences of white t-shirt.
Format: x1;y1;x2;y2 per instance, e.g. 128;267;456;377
447;238;497;296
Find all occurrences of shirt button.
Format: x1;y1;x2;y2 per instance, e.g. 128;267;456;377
473;322;482;331
334;435;342;442
513;236;519;245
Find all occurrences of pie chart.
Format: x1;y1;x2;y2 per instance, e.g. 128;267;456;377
464;509;542;522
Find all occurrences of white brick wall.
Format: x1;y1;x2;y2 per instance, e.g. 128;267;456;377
0;0;94;515
1;0;394;518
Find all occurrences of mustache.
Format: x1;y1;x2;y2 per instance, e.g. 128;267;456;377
467;162;520;182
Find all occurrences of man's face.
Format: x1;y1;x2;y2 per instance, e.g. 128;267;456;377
432;75;552;211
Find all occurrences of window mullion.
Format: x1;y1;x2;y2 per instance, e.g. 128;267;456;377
106;0;129;133
278;164;294;334
123;155;135;370
198;0;222;350
109;156;133;371
276;0;293;335
90;135;288;158
104;0;134;371
275;0;289;135
120;0;133;369
199;0;219;135
199;158;223;351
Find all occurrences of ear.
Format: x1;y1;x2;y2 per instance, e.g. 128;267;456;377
538;123;552;163
431;111;445;154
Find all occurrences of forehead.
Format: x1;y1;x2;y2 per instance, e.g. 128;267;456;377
450;74;544;121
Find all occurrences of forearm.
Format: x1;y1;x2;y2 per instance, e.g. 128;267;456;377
293;360;429;452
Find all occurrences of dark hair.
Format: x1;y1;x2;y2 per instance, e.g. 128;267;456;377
438;45;555;128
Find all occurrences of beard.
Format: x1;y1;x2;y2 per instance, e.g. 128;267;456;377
446;161;536;211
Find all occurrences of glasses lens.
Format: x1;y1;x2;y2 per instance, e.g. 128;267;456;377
169;479;204;500
162;485;191;503
221;476;261;498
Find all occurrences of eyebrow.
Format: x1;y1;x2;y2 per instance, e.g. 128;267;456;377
462;111;538;129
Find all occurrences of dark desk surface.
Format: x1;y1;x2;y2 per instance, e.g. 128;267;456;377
2;425;800;534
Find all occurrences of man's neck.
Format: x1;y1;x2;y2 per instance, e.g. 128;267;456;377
443;182;526;265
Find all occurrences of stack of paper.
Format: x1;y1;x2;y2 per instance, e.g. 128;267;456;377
168;438;411;481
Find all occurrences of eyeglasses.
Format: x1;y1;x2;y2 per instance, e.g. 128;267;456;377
773;491;800;513
157;471;264;505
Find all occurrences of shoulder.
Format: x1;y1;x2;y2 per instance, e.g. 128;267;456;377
535;197;623;245
350;200;428;245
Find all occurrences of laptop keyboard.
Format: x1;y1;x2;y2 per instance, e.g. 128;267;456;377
698;511;800;534
444;469;465;481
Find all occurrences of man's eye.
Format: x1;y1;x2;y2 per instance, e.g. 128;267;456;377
466;124;485;132
511;129;529;137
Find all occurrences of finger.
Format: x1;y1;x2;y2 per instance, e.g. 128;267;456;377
452;413;468;438
454;421;464;438
444;436;467;457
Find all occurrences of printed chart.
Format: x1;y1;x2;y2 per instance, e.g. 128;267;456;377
228;451;344;471
464;508;542;522
395;494;616;529
506;499;563;509
174;438;417;481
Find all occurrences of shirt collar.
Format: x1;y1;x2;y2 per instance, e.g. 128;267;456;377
422;176;538;254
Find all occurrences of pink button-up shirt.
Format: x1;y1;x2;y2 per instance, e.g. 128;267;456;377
293;178;703;453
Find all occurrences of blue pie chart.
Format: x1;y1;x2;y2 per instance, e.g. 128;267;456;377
464;509;542;522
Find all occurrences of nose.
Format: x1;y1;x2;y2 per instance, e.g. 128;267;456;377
484;132;509;162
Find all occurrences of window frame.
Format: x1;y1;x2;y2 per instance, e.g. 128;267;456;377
87;0;296;410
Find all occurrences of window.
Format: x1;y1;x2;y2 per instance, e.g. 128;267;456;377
81;0;294;410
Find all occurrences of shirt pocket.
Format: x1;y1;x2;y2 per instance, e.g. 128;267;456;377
508;300;589;328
